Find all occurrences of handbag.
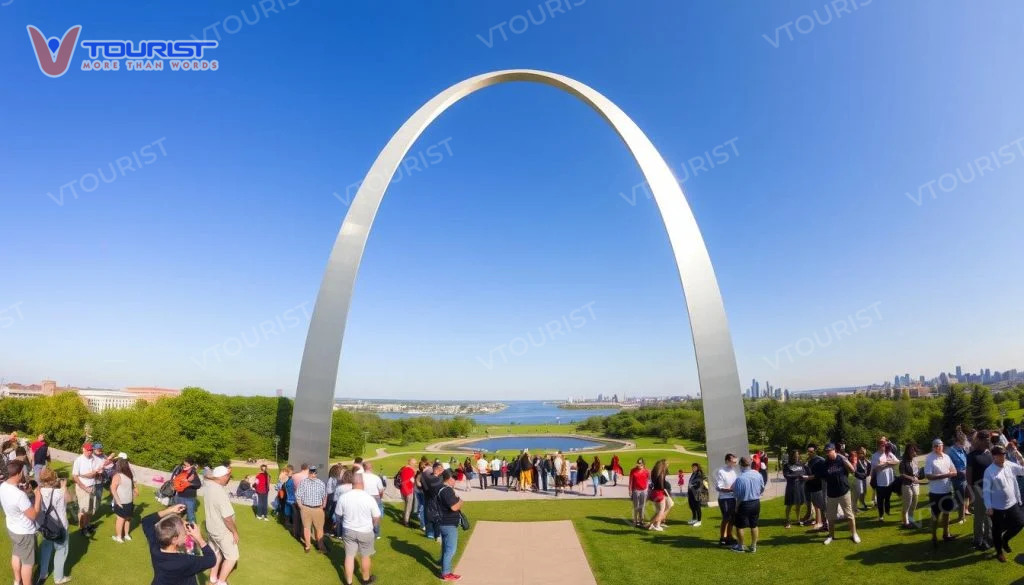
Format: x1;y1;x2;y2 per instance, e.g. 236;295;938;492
39;491;66;542
459;511;470;531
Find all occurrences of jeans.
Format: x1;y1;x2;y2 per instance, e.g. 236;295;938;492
610;471;618;486
478;472;487;490
591;476;600;495
174;495;197;523
39;531;69;580
439;524;459;576
971;485;993;546
490;470;499;486
33;464;45;480
334;513;344;538
256;492;269;517
631;490;648;524
540;472;548;491
374;498;383;536
687;490;702;521
875;484;892;518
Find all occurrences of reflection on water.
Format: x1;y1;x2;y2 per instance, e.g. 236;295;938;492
377;400;620;425
460;436;604;452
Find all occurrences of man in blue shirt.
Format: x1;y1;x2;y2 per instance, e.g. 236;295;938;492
947;430;969;524
730;457;765;553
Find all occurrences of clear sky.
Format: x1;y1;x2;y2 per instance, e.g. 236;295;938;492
2;1;1022;399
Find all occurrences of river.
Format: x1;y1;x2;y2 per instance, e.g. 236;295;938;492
376;400;620;425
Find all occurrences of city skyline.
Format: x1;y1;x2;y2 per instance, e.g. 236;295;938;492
2;4;1022;401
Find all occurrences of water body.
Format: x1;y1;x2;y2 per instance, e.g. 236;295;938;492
376;400;620;425
461;436;604;452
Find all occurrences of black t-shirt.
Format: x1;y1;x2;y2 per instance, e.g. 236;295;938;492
436;484;461;526
142;513;215;585
32;443;49;466
805;456;825;492
815;456;850;498
966;449;993;488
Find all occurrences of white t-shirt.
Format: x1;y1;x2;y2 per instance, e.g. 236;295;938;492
337;489;380;533
925;452;955;494
361;472;384;498
715;466;738;499
72;454;102;487
334;482;352;502
870;452;898;487
0;482;36;535
490;459;502;472
476;458;489;473
39;486;68;529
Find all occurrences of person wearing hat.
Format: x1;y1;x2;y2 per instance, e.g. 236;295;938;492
815;443;861;545
296;465;328;553
983;444;1024;562
203;465;239;584
71;441;104;536
92;442;115;512
925;438;959;546
729;456;765;553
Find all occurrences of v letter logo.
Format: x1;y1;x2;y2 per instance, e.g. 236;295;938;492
27;25;82;78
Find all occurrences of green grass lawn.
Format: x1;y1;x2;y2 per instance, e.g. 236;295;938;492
6;478;1021;585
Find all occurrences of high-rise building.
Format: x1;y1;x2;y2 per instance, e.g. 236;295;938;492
956;365;962;377
919;375;925;384
894;375;901;388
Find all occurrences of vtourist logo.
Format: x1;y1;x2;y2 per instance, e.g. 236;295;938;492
476;301;597;370
618;137;740;206
191;302;313;370
0;302;25;330
762;301;883;370
27;24;218;77
333;137;454;207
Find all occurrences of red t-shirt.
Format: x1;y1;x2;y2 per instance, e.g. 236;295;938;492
255;472;270;494
629;467;649;491
30;440;45;453
399;465;416;497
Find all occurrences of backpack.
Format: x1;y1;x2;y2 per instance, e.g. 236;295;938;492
39;490;66;542
172;469;192;493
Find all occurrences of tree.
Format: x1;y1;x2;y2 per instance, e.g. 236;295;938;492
941;384;970;440
969;384;998;431
330;409;364;459
31;392;89;450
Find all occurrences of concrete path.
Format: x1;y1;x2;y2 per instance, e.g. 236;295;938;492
454;521;597;585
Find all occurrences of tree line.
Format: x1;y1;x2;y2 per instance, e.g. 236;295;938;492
0;387;473;470
578;383;1024;453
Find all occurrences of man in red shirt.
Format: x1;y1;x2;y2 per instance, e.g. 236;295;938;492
399;458;417;526
629;458;650;527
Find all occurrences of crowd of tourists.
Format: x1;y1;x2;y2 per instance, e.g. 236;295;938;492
437;450;627;495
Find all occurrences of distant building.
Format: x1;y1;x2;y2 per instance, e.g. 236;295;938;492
77;388;142;413
0;385;44;399
123;386;180;402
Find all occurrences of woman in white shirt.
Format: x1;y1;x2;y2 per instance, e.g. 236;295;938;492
870;438;899;520
110;458;138;543
983;444;1024;563
37;468;71;584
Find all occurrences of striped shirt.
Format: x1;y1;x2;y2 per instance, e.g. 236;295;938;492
296;476;326;507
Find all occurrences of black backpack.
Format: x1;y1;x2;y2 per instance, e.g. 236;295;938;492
39;490;66;542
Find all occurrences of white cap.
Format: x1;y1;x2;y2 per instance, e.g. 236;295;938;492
210;465;230;478
117;452;128;460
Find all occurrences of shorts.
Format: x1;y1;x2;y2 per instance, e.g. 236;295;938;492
734;500;760;528
343;529;375;557
808;490;826;511
209;532;239;560
8;531;34;565
718;497;737;520
113;502;135;519
929;492;957;516
826;492;854;525
76;486;100;515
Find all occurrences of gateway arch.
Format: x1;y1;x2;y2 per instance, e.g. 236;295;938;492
289;69;749;484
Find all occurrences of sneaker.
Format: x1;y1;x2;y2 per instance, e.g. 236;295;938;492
112;536;123;543
687;519;697;525
852;533;861;544
693;521;702;528
747;545;757;553
653;525;664;532
123;534;132;542
823;537;833;545
55;579;72;585
730;544;745;553
718;538;728;546
441;574;462;581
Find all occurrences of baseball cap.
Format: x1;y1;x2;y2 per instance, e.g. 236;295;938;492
210;465;231;478
932;438;944;447
309;465;318;473
117;452;128;460
824;443;836;451
82;442;93;451
92;442;103;450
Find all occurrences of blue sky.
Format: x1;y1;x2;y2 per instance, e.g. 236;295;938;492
2;1;1022;399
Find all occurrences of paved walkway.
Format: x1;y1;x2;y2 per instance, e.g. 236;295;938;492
454;521;597;585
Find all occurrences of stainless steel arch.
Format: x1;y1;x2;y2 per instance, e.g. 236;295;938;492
289;69;749;485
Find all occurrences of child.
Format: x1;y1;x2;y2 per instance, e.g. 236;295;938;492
677;468;686;497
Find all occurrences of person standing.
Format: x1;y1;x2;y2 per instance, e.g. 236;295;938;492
429;469;463;582
170;458;202;526
110;458;139;543
629;458;650;528
420;463;442;540
925;438;959;546
730;457;765;553
400;458;418;525
475;456;488;491
1;460;41;585
590;456;604;497
489;455;501;488
983;444;1024;562
71;442;102;537
802;445;827;532
870;438;899;521
609;455;624;487
203;466;240;585
816;443;860;545
715;454;738;546
36;468;70;584
899;445;922;529
686;463;705;527
853;447;871;511
948;429;970;525
338;474;380;585
782;450;806;529
647;459;673;531
254;464;271;521
297;466;328;553
29;434;49;480
92;443;115;512
361;462;385;539
518;451;534;492
967;431;994;551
